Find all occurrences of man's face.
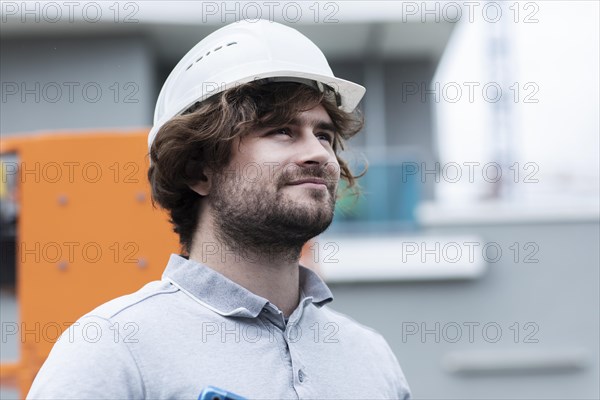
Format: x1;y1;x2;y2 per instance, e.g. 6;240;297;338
208;104;340;255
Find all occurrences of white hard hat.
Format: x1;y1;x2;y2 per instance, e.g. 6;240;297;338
148;19;366;149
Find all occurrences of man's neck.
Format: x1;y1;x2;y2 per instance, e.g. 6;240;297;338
189;214;302;317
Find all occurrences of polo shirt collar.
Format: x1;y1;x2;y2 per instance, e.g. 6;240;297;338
161;253;333;318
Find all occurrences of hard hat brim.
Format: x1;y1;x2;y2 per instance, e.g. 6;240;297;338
148;72;365;150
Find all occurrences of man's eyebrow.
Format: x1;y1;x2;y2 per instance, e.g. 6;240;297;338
289;117;336;132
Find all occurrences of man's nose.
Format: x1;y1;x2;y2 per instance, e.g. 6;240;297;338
295;130;335;167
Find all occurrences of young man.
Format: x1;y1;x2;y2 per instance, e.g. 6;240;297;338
28;20;411;399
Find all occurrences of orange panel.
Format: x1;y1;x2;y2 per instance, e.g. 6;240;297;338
1;130;180;394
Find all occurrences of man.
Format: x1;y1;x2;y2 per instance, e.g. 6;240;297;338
28;20;411;399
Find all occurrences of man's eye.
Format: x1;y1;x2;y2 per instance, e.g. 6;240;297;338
270;128;292;136
317;133;334;143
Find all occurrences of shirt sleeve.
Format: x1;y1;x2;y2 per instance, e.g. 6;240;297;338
381;336;412;400
27;315;145;400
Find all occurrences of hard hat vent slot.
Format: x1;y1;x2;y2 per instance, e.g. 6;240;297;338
185;42;239;72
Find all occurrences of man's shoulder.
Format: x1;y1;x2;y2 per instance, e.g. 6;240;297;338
24;283;176;399
317;305;391;346
82;279;179;322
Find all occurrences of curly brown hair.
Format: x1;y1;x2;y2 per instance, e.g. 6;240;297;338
148;80;364;255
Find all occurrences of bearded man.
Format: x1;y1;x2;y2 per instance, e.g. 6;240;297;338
28;20;411;400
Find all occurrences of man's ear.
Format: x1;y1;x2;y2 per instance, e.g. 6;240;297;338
186;159;212;196
188;173;212;196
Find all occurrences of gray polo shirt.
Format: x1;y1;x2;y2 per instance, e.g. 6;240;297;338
28;254;411;399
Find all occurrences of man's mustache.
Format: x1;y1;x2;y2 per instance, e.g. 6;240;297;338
279;164;339;189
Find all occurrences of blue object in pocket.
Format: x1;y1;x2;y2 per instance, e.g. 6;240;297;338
198;386;247;400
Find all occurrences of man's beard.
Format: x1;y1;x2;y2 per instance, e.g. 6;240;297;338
208;164;337;262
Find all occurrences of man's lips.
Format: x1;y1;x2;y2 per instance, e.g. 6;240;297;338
287;178;328;186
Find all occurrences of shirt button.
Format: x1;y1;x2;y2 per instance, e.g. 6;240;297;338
298;369;305;383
